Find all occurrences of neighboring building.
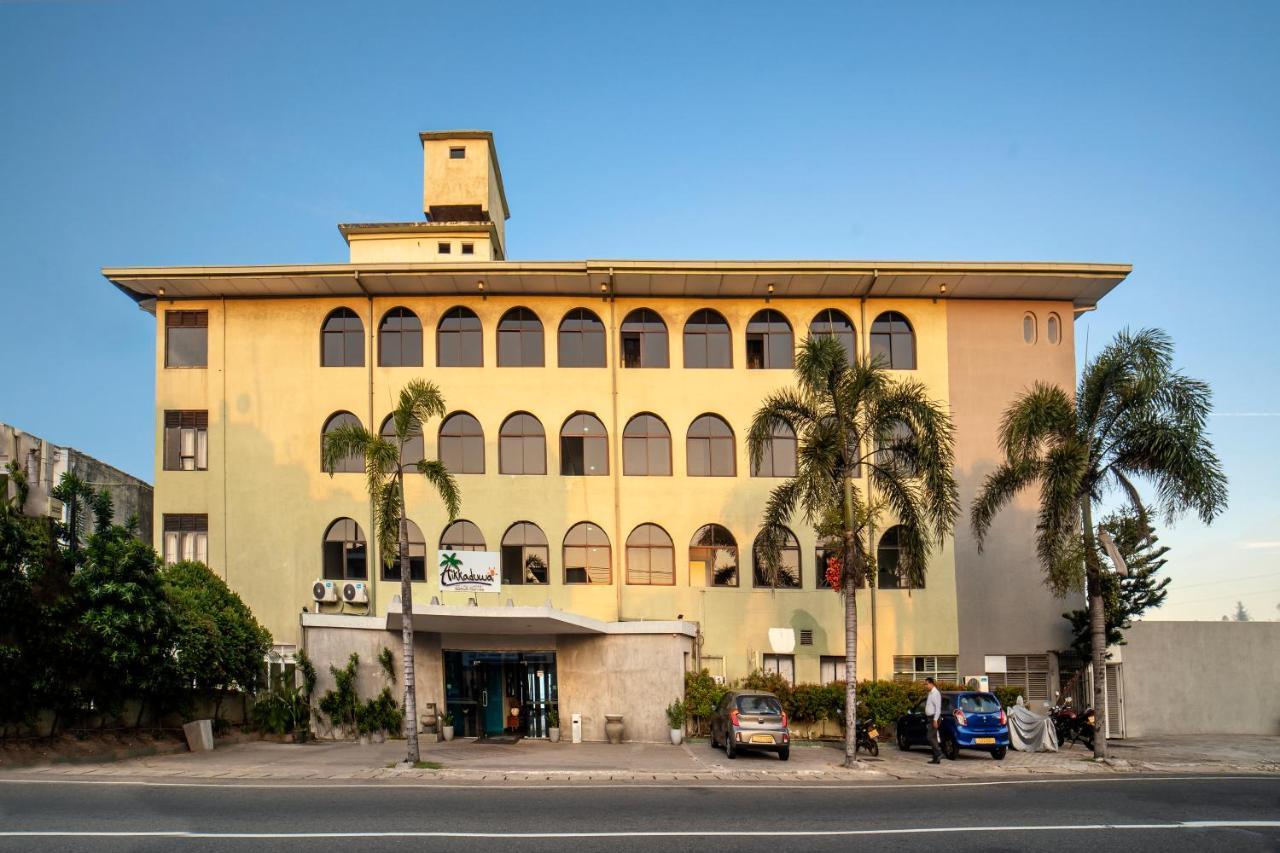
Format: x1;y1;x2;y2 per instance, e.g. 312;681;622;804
0;422;153;542
102;131;1130;742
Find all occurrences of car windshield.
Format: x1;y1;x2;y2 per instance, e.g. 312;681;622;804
736;695;782;715
958;694;1001;714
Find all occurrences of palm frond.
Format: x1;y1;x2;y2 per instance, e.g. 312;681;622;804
998;382;1075;463
970;459;1040;549
321;423;376;477
400;379;448;433
415;459;461;521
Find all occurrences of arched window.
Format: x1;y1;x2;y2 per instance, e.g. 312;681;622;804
383;519;426;582
558;308;606;368
440;519;486;552
746;309;794;369
620;308;669;368
437;306;483;367
683;309;732;368
622;413;672;476
323;518;367;580
810;309;856;364
752;527;801;588
563;522;611;584
690;524;738;587
1022;313;1037;345
321;308;364;367
378;307;423;367
501;521;549;585
1046;313;1062;345
321;411;363;473
499;413;546;475
626;524;674;586
687;414;736;477
439;412;485;474
870;312;916;370
751;420;797;478
877;525;921;589
497;307;545;367
560;412;609;476
380;414;424;467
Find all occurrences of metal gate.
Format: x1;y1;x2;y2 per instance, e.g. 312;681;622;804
1082;662;1126;739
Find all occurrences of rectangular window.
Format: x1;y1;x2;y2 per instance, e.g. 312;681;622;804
449;146;466;159
162;514;208;566
165;311;208;368
621;334;642;369
892;655;959;684
745;337;765;370
163;411;209;471
438;242;452;254
986;654;1052;702
461;243;475;255
762;654;795;685
820;656;844;684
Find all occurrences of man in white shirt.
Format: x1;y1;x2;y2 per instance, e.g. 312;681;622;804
924;676;943;764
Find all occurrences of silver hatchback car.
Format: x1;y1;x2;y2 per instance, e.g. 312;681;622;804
709;690;790;760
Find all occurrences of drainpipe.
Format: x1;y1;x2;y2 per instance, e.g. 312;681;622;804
356;271;377;618
221;296;229;582
862;271;879;680
606;269;624;622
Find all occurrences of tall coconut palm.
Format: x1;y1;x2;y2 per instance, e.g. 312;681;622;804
971;328;1226;758
322;379;460;764
748;336;959;767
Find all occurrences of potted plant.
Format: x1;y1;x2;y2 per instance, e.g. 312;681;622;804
547;709;561;743
441;710;455;742
665;699;685;746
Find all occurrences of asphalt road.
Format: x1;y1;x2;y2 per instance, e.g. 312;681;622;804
0;774;1277;852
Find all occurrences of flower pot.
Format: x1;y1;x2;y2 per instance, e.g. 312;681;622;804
442;725;455;742
604;714;624;744
670;728;683;746
548;726;561;743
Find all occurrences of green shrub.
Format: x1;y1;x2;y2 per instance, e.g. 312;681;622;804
665;699;685;730
742;669;793;709
992;685;1024;709
683;669;728;736
251;690;310;735
547;709;558;728
318;653;360;738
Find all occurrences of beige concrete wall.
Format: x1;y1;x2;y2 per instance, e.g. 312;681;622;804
1119;621;1280;737
556;633;693;742
347;232;495;263
945;300;1078;677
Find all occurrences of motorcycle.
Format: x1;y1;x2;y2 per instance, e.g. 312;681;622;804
856;719;880;756
1047;696;1096;751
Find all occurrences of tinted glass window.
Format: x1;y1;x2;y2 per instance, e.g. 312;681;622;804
498;307;545;367
623;414;672;476
165;311;208;368
323;517;367;580
690;524;737;587
626;523;675;585
383;519;427;582
440;520;486;552
379;307;423;367
809;309;856;364
869;312;916;370
745;310;793;369
959;694;1001;714
499;413;546;475
736;695;783;715
560;413;609;476
878;524;922;589
321;308;365;367
558;308;606;367
321;412;363;473
437;307;483;367
687;415;735;477
502;522;549;585
751;420;796;477
683;309;732;368
752;528;801;588
380;414;424;467
439;413;485;474
620;308;669;368
563;522;611;584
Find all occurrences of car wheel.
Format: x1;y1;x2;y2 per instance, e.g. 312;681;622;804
778;747;790;761
942;737;959;761
725;737;736;759
897;731;910;751
992;746;1007;761
869;740;879;757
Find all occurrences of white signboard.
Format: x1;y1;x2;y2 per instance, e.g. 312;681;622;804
438;550;501;593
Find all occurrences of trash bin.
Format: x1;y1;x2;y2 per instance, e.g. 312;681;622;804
182;719;214;752
570;713;583;744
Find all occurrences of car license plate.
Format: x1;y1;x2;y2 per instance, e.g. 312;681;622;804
975;737;996;744
750;734;774;744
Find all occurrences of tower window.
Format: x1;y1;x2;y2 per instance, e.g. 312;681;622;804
449;147;466;159
438;242;452;254
461;243;475;255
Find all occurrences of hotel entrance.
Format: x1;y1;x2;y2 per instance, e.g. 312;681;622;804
443;651;558;739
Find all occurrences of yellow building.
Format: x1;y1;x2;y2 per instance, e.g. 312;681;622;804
104;131;1129;742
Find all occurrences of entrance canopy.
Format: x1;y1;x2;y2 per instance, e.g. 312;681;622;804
381;602;696;637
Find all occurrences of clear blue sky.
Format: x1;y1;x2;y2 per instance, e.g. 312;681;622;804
2;2;1276;621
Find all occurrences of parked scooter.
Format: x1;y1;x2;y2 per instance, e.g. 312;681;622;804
1047;695;1096;751
856;719;880;756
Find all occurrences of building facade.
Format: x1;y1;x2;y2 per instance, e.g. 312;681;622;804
104;131;1129;741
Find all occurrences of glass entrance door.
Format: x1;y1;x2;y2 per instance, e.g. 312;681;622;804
443;651;558;739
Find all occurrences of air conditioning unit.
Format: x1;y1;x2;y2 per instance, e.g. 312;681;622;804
312;580;338;603
342;581;369;604
964;675;990;692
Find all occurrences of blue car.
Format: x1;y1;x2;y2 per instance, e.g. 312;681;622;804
896;690;1010;760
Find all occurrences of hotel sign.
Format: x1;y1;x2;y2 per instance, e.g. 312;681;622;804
438;550;501;593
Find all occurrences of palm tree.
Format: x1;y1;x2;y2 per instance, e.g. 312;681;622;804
748;336;959;767
322;379;460;764
971;328;1226;758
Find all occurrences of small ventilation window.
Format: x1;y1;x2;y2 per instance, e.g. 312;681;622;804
799;629;814;646
1046;313;1062;345
449;147;466;159
438;242;452;254
461;243;475;255
1022;313;1037;344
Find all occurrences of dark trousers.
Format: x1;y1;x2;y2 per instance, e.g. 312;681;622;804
926;721;941;759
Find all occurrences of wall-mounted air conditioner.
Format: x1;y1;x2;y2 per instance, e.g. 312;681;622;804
312;580;338;603
342;581;368;604
964;675;990;692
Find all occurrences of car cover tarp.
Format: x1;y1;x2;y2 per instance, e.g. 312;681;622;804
1007;699;1058;751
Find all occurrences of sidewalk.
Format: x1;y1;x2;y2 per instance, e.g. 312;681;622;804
4;734;1277;785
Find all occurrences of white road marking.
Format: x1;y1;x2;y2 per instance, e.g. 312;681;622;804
0;821;1277;839
0;773;1273;791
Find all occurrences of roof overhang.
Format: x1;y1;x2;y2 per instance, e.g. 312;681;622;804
299;606;695;637
102;259;1131;314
